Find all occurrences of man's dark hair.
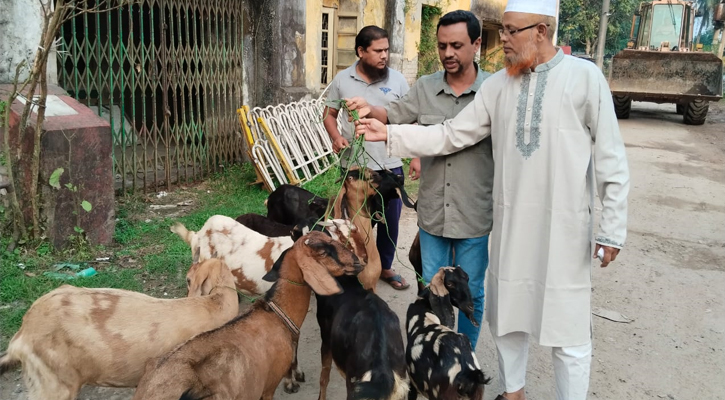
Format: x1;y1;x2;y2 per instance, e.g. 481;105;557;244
437;10;481;43
355;25;389;57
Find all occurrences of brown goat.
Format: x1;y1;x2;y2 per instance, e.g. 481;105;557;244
0;259;238;400
329;166;383;292
132;231;364;400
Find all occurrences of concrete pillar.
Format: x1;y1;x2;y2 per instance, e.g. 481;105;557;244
3;84;115;249
386;0;407;72
0;0;44;83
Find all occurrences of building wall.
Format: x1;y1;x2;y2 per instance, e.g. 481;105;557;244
306;1;324;93
0;0;43;83
397;0;506;82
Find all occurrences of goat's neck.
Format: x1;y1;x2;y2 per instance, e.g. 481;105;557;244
335;190;372;220
414;296;434;313
209;283;240;317
268;259;313;330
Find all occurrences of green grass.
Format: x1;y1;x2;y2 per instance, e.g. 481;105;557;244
0;161;419;348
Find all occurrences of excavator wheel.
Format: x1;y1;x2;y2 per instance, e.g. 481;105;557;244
613;95;632;119
683;100;709;126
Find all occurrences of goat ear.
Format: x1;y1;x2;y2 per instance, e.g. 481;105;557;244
429;293;455;329
429;268;449;297
300;267;343;296
192;247;201;263
186;264;204;297
331;182;347;219
263;249;289;282
291;225;308;242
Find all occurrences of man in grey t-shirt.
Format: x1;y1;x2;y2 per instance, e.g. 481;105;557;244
345;11;494;348
323;25;411;290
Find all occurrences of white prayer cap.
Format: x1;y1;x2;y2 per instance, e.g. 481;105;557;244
504;0;558;17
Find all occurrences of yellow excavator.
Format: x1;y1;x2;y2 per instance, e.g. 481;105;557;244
608;0;724;125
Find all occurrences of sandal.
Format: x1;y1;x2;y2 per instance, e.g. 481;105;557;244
381;273;410;290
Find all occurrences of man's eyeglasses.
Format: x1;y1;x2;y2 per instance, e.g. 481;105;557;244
498;23;550;38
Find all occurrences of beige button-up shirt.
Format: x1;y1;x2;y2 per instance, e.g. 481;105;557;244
386;67;493;238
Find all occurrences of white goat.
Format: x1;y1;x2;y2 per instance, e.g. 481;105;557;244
0;258;239;400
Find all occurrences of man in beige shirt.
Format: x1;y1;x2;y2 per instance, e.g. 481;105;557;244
345;10;493;349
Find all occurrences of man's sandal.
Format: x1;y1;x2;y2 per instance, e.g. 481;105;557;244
381;273;410;290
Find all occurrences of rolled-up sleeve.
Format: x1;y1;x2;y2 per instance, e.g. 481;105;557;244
387;89;492;158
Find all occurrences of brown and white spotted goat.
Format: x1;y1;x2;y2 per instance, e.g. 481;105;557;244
406;267;491;400
171;215;367;296
132;231;364;400
0;259;238;400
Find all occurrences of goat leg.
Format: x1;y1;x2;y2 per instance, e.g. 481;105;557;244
317;342;333;400
283;339;303;393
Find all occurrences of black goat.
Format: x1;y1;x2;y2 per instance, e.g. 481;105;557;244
316;275;408;400
234;213;295;237
406;267;490;400
266;184;329;226
235;213;327;240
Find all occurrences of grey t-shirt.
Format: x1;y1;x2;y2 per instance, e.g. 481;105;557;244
327;62;408;170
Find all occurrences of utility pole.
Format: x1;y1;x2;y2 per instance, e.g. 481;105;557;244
595;0;611;70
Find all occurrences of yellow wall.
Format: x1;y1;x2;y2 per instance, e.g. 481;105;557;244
306;1;323;92
304;0;508;90
363;0;387;27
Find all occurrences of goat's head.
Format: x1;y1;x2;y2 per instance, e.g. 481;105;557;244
291;218;369;265
428;266;478;329
332;167;379;218
262;231;363;296
186;258;229;297
447;368;491;399
308;197;329;218
373;169;415;208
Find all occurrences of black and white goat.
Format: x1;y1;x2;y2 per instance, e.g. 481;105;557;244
406;267;490;400
316;274;408;400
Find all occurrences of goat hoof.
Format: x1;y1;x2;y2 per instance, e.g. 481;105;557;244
284;382;301;394
294;371;306;383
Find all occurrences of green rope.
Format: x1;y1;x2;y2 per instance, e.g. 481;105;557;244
316;99;424;286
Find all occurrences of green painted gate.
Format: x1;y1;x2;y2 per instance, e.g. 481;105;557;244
57;0;244;193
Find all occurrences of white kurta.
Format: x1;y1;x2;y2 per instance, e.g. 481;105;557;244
387;50;629;347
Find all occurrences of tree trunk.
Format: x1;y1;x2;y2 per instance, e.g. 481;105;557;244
2;63;30;247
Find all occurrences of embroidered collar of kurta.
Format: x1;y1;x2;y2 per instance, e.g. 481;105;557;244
515;49;565;159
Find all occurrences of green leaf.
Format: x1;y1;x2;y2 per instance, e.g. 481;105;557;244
49;168;64;189
74;226;85;234
65;183;74;190
81;200;92;212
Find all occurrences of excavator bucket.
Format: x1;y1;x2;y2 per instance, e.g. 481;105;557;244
608;50;724;103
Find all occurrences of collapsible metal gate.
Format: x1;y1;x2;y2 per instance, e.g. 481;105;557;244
57;0;244;193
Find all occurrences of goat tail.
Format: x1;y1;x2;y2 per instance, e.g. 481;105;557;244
352;369;397;400
0;351;20;376
170;222;195;245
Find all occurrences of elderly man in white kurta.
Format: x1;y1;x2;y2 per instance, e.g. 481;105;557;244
355;1;630;399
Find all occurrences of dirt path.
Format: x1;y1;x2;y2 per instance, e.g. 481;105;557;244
1;101;724;399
